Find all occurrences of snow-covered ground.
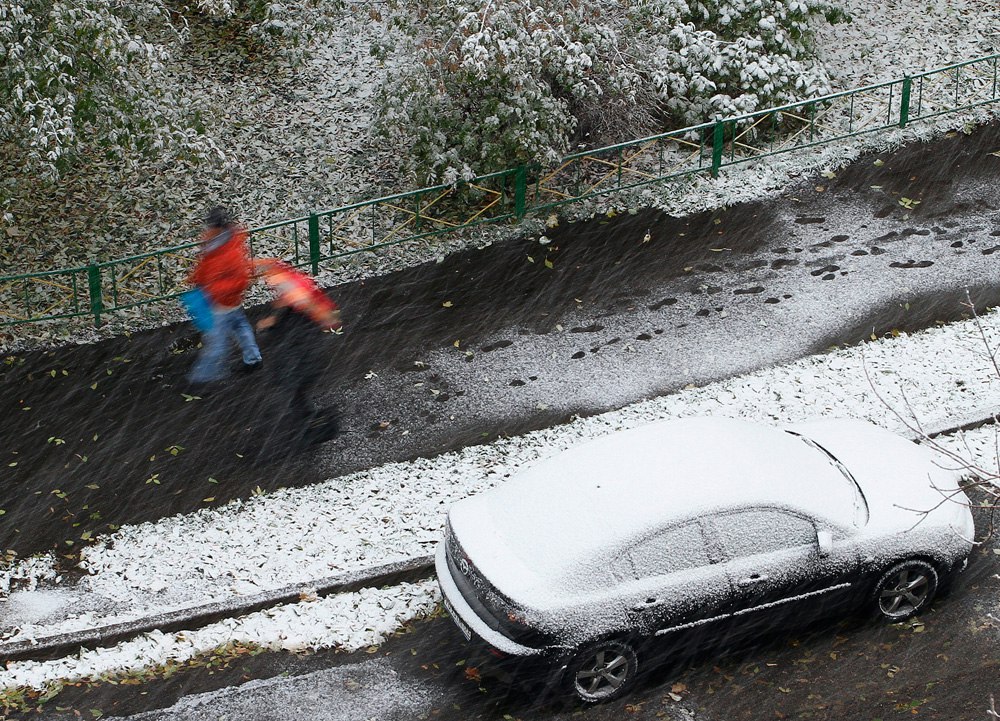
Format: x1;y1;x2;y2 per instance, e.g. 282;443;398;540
3;0;1000;700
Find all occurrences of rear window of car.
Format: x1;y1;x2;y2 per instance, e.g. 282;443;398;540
623;521;710;578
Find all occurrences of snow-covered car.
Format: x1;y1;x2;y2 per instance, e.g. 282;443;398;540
436;416;975;703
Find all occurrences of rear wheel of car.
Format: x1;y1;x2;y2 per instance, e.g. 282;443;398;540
566;639;638;704
873;559;939;621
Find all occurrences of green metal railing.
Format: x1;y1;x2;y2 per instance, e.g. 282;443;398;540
3;53;998;329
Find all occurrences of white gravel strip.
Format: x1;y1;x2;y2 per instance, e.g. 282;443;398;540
0;580;439;692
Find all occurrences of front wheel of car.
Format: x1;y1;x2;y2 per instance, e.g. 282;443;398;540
873;559;939;621
566;639;638;704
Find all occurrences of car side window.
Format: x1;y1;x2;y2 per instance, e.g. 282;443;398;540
713;509;815;560
625;521;710;578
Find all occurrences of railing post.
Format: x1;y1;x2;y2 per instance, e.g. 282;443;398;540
308;213;320;276
87;264;103;328
899;76;912;128
711;120;725;178
514;164;527;220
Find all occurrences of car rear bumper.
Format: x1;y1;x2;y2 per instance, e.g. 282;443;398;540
435;543;550;659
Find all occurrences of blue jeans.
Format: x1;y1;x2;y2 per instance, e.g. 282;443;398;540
189;306;262;383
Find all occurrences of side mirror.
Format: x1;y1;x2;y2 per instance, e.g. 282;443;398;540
817;530;833;558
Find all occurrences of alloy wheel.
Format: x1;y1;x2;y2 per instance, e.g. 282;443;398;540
571;641;637;703
876;560;937;620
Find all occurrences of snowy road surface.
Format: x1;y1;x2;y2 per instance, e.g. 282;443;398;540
109;659;441;721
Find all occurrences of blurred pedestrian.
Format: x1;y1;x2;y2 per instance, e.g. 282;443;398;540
187;207;262;384
254;258;342;442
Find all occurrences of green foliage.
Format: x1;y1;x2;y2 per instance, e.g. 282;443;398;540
374;0;848;184
0;0;345;215
0;0;216;208
640;0;849;121
374;1;646;185
174;0;344;59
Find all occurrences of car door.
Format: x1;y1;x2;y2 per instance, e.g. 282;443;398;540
617;520;735;642
706;507;858;631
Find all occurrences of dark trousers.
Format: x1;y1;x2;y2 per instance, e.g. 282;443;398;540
268;310;327;421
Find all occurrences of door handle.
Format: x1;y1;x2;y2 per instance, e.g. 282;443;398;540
737;573;769;587
631;598;661;611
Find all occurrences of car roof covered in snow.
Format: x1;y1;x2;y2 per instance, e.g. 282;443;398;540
449;416;856;597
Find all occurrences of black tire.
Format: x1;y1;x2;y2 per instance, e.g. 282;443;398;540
872;559;939;621
565;639;638;704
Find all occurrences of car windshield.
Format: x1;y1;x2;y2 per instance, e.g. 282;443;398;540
788;432;870;526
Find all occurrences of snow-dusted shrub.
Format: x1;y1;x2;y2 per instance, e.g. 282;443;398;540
374;1;647;185
0;0;345;225
374;0;847;184
183;0;345;62
0;0;217;200
641;0;848;122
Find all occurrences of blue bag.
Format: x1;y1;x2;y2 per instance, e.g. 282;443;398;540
180;287;214;333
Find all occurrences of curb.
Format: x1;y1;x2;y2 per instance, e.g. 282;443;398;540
0;555;434;663
2;412;997;665
923;410;998;440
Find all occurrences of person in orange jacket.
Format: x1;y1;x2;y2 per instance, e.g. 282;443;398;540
254;258;342;332
187;207;262;384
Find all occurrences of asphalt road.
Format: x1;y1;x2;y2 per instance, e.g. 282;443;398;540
3;123;1000;558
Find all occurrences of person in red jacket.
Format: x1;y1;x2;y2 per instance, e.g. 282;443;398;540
187;207;262;384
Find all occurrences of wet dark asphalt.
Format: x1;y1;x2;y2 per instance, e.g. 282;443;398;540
4;123;1000;561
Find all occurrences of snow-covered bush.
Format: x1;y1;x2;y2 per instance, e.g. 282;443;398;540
0;0;345;227
374;2;647;185
185;0;344;60
0;0;217;208
642;0;848;122
374;0;848;184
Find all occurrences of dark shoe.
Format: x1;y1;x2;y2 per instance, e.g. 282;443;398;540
237;360;263;374
303;406;341;445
